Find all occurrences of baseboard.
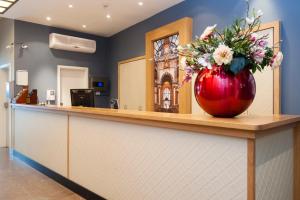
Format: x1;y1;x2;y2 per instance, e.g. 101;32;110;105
13;150;106;200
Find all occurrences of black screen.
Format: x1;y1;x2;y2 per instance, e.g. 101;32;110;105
70;89;95;107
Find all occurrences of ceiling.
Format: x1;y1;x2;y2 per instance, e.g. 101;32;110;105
0;0;184;37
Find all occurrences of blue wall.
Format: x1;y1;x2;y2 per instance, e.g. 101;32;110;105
14;20;110;107
108;0;300;114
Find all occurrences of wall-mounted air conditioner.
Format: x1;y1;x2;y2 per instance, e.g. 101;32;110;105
49;33;96;54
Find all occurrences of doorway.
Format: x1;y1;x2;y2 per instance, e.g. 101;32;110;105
0;66;9;147
57;65;89;106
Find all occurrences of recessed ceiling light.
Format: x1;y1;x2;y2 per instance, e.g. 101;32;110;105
0;0;19;14
46;16;52;21
0;1;11;7
138;2;144;6
68;4;73;8
106;14;111;19
82;25;87;28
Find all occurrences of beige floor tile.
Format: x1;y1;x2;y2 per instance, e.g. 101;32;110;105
0;148;84;200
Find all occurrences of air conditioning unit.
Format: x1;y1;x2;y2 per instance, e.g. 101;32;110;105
49;33;96;54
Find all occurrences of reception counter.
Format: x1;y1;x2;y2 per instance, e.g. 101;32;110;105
12;104;300;200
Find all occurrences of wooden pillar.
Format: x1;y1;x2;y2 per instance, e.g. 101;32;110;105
294;124;300;200
247;139;255;200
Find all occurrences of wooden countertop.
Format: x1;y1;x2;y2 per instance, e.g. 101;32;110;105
13;104;300;139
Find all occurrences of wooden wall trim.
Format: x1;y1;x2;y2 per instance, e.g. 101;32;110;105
118;56;146;65
247;139;255;200
294;124;300;200
67;115;70;178
145;17;193;114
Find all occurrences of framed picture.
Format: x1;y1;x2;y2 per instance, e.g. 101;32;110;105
251;21;281;115
146;17;193;113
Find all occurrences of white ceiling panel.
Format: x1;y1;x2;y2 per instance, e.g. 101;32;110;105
1;0;183;36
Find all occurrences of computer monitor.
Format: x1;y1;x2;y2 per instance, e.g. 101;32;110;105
70;89;95;107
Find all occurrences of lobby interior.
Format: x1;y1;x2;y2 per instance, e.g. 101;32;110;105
1;0;300;199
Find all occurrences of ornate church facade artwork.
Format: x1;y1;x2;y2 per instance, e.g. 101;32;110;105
153;34;179;113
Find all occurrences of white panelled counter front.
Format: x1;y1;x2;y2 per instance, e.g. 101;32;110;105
12;104;300;200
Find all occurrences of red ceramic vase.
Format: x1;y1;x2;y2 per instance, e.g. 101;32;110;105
194;66;256;118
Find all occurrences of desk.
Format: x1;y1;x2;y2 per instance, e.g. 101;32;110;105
12;104;300;200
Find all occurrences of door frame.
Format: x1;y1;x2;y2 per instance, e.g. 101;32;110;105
57;65;89;106
0;63;14;148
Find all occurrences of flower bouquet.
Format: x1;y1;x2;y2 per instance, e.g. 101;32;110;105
178;3;283;117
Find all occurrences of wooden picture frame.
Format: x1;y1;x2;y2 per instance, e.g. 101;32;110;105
145;17;193;114
258;21;281;114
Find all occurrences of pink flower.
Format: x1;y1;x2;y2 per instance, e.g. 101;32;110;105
258;40;268;48
200;24;217;40
181;74;192;86
184;66;194;74
270;52;283;69
252;48;266;64
250;33;258;42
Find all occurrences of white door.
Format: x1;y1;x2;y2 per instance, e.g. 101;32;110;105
57;66;89;106
0;68;9;147
119;58;146;111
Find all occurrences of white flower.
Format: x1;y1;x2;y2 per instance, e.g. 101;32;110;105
192;51;199;56
180;57;187;70
197;53;212;69
177;45;183;51
200;24;217;40
271;52;283;69
213;44;234;66
257;10;264;17
246;17;255;25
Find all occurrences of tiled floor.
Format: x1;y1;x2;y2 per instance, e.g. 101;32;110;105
0;148;84;200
